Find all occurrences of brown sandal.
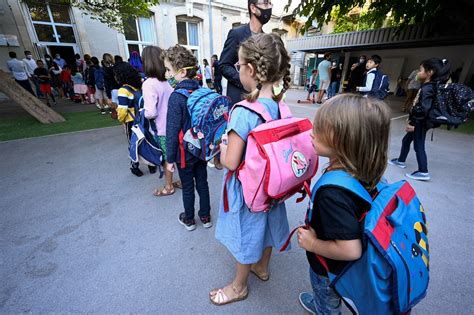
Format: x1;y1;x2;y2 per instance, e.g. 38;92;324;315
250;268;270;281
153;186;175;197
172;181;183;189
209;286;248;306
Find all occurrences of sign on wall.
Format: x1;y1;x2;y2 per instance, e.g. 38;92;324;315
0;34;20;46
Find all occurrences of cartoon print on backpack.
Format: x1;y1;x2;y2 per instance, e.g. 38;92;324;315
411;205;429;270
291;151;309;178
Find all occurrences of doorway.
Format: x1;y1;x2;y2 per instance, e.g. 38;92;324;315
48;45;76;67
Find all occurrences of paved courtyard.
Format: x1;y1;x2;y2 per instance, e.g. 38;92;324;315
1;90;473;313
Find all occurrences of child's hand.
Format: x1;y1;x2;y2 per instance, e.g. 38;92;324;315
166;163;175;173
405;124;415;133
297;226;318;252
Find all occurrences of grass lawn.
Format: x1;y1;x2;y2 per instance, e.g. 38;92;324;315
0;111;120;141
453;115;474;135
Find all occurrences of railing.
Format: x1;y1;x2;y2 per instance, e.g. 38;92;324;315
286;24;474;52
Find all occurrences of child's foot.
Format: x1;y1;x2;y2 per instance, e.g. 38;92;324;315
299;292;316;314
406;171;431;181
388;158;407;169
178;212;196;231
200;215;213;228
153;186;175;197
209;285;248;306
250;265;269;281
100;108;106;115
130;167;143;177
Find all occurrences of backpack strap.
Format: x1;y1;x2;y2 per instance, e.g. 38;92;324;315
175;88;192;98
278;101;292;119
230;100;273;122
174;88;193;169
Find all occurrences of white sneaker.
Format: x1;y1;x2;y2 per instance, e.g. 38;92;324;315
207;161;215;168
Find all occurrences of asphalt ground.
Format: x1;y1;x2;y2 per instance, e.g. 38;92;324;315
1;90;473;313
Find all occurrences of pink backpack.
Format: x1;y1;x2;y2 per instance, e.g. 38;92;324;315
223;100;318;213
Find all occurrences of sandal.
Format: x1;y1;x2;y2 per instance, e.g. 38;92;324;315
250;267;270;282
209;286;248;306
153;186;175;197
173;181;183;189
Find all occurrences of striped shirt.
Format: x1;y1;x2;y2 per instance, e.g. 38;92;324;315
117;85;139;123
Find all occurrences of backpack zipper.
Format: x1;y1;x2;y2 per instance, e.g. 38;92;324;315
391;240;411;308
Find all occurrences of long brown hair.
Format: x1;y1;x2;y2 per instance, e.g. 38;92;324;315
239;33;291;102
313;94;391;189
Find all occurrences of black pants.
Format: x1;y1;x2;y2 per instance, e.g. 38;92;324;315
398;121;428;173
214;78;222;94
177;160;210;220
126;121;139;169
16;79;34;95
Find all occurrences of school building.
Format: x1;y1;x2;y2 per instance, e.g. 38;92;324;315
286;23;474;92
0;0;296;73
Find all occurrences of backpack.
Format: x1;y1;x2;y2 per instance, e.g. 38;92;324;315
282;170;429;314
175;88;231;166
223;100;318;213
369;70;390;100
127;90;163;172
94;67;105;90
427;83;474;129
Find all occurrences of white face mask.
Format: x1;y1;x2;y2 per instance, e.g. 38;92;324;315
26;55;32;59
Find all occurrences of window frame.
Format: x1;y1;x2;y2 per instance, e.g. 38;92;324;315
124;16;157;58
27;3;76;44
175;17;202;63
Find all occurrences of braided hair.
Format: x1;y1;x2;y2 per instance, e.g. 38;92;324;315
239;33;292;102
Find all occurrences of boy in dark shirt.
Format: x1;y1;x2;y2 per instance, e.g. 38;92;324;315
163;45;211;231
34;60;56;106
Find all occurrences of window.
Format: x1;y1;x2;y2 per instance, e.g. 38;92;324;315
176;17;201;61
27;3;76;44
123;16;156;57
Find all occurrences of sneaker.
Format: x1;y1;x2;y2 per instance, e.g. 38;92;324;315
130;167;143;177
388;158;407;169
298;292;316;314
148;165;157;174
207;161;215;168
96;104;101;109
100;109;106;115
200;215;213;228
178;213;196;231
406;171;431;181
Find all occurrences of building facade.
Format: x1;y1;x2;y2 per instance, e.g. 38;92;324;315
1;0;295;72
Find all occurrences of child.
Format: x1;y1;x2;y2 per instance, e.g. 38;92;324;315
60;64;73;99
210;33;291;306
71;65;87;103
115;62;149;177
162;45;211;231
356;54;381;95
141;45;181;196
297;94;391;314
388;58;451;181
307;69;318;101
33;60;56;107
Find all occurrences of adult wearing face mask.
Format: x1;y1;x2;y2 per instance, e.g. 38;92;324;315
218;0;273;105
23;50;42;97
54;54;66;69
347;55;367;92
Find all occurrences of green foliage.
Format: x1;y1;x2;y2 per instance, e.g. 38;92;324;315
284;0;443;34
330;6;388;34
24;0;160;32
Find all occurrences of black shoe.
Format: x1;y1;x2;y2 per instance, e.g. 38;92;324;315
178;212;196;231
130;167;143;177
200;215;213;228
148;165;157;174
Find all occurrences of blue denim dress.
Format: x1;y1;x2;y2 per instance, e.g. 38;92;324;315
215;98;290;264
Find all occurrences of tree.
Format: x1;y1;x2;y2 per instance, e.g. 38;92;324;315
25;0;160;32
285;0;474;35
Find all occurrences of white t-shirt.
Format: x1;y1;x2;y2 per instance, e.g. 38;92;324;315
204;65;212;80
23;58;37;76
6;58;29;80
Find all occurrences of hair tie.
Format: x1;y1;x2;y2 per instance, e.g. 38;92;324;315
442;58;447;65
256;83;262;90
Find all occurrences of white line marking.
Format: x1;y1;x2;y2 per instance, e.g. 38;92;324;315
391;114;409;121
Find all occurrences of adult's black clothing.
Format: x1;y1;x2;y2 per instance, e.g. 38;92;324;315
306;186;371;277
218;24;252;105
347;63;366;92
103;64;121;99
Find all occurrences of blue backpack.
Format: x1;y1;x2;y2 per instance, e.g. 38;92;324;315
175;87;231;165
94;67;105;90
127;89;163;174
369;70;390;100
284;170;429;314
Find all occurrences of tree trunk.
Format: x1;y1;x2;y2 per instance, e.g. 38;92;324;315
0;70;65;123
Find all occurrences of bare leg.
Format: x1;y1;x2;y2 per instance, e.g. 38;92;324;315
251;247;272;278
210;262;250;302
164;162;173;190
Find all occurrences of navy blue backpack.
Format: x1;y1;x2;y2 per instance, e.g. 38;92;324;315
369;70;390;100
284;170;429;314
127;90;163;174
175;87;231;166
94;67;105;90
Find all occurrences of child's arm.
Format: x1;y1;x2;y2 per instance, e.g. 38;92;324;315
298;227;362;261
357;72;375;92
219;131;245;171
166;93;184;165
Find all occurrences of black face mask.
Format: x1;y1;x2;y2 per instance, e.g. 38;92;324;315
255;6;272;25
